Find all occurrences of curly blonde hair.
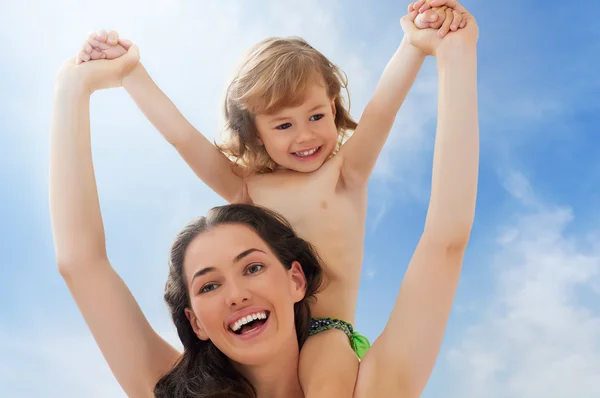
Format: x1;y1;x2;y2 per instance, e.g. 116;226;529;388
218;37;357;174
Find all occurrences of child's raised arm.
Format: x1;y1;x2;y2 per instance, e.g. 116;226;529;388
83;31;245;203
354;2;478;397
123;64;246;203
338;1;464;188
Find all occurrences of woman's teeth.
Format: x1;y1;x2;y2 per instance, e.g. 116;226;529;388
230;311;268;333
294;147;319;157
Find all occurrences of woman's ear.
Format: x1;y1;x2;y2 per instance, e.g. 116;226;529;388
289;261;308;303
185;308;210;340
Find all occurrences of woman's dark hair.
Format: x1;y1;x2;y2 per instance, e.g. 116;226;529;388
154;204;324;397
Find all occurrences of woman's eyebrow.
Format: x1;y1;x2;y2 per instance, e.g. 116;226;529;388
190;248;266;286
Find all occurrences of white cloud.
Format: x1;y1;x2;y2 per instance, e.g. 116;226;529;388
0;331;125;397
364;265;377;280
446;172;600;398
502;170;537;206
0;327;182;398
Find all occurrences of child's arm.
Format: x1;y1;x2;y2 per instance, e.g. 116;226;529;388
338;0;463;188
122;64;245;203
354;2;478;397
50;53;180;397
83;30;245;203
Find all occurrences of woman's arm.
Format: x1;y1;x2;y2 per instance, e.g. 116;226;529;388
50;55;180;397
355;4;479;397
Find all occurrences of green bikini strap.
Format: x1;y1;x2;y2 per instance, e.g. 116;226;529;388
350;331;371;359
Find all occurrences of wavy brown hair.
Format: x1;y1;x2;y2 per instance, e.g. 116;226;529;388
153;204;324;397
218;36;358;174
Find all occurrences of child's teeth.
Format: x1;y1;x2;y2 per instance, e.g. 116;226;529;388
296;147;317;157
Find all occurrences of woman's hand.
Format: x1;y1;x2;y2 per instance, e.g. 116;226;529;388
427;0;479;54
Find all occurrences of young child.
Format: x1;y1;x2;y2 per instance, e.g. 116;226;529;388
78;1;466;396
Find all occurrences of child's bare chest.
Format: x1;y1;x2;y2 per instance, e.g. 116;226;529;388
246;157;366;276
247;157;345;226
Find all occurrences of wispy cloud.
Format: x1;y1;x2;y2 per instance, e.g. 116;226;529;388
0;326;182;398
445;172;600;398
501;170;536;206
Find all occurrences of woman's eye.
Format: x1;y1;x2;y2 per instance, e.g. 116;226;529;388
310;114;324;121
276;122;292;130
247;264;264;274
200;283;218;294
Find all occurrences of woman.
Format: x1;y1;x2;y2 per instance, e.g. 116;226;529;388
49;0;479;396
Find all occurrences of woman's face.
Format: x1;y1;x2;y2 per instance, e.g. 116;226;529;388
183;223;307;366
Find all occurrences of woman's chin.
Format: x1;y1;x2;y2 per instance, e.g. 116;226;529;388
228;345;280;367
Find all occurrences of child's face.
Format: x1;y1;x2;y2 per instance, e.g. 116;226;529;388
254;82;338;173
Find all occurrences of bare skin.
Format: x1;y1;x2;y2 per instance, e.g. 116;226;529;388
78;0;464;323
76;2;466;396
62;0;477;396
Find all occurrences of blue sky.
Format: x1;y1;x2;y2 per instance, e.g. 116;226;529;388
1;0;599;396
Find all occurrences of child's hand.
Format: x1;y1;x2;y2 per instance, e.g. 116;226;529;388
76;29;130;65
411;1;446;30
410;0;465;38
65;30;139;93
400;7;447;56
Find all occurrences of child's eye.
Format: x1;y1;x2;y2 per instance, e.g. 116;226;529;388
310;114;324;121
246;264;264;274
276;123;292;130
200;283;219;294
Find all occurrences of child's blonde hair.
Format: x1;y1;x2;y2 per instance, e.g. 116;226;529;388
219;37;357;174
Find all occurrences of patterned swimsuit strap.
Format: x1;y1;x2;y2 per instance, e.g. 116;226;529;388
309;317;354;338
309;317;371;359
